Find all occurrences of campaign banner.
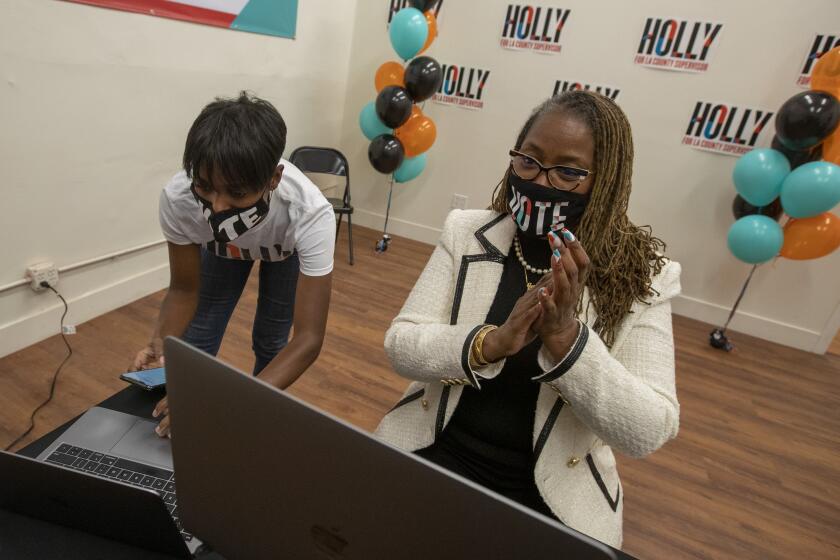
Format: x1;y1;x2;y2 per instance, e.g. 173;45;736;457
797;33;840;88
682;101;774;157
432;63;491;110
553;80;620;101
64;0;297;38
499;4;570;54
634;17;723;73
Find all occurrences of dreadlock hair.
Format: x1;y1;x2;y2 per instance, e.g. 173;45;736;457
491;90;667;347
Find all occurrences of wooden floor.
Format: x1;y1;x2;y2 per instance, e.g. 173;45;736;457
830;330;840;357
1;225;839;559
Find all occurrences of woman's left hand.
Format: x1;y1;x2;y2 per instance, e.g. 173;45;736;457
535;228;591;358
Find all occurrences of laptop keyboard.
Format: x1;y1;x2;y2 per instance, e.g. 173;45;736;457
45;442;193;542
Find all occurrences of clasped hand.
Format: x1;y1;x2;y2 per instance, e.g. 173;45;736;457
481;228;590;363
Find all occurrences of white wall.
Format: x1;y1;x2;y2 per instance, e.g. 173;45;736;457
337;0;840;353
0;0;357;357
3;0;838;357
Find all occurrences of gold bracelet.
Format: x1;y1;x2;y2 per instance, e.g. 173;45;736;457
470;326;489;367
472;325;498;366
470;345;487;368
469;343;484;368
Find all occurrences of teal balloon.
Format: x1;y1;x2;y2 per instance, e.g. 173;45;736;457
359;102;391;141
394;153;427;183
389;8;428;60
727;215;783;264
779;161;840;218
732;148;790;207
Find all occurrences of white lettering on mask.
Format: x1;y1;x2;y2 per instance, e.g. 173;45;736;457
534;201;551;234
552;201;569;229
218;215;240;241
509;189;522;215
517;196;532;230
239;206;260;228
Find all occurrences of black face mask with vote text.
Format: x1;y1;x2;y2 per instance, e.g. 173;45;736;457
506;172;589;238
191;184;271;243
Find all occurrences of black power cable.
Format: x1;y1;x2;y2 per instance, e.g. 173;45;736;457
3;283;73;452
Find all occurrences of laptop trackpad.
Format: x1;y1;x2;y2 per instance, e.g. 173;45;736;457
110;420;173;470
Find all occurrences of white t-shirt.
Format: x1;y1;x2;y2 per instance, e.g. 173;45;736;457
159;159;335;277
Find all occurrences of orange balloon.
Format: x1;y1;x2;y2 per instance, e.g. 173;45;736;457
396;107;436;157
418;11;438;55
811;45;840;96
375;61;405;92
823;130;840;165
780;212;840;260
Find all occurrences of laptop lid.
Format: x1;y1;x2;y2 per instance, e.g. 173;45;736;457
164;337;617;560
0;451;190;559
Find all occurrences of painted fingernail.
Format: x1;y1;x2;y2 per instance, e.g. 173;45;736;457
539;287;546;296
553;248;561;259
562;228;576;243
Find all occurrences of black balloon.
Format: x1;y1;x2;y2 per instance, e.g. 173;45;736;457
368;134;405;174
732;194;783;221
409;0;437;11
771;135;821;169
404;56;443;103
376;86;413;128
775;91;840;150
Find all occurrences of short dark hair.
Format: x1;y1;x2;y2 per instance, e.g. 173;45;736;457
183;91;287;192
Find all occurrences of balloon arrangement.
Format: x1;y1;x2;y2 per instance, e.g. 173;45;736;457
712;46;840;351
358;1;443;253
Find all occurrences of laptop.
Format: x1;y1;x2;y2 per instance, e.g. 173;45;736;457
0;450;191;558
33;406;201;555
164;336;618;560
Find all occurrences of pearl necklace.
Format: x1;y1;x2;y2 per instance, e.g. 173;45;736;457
513;235;550;281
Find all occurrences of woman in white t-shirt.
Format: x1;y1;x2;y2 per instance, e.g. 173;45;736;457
130;92;336;437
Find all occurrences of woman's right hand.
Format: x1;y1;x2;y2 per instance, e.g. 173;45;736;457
481;275;552;363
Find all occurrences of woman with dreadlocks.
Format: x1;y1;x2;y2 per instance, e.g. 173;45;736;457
375;90;681;549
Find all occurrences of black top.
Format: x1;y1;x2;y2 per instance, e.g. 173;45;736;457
417;232;555;513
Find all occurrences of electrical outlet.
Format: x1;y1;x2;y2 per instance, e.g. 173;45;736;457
451;194;468;210
26;262;59;292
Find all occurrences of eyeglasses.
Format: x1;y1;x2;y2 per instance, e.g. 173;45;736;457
509;149;593;191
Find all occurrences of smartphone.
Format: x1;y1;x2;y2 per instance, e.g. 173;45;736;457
120;367;166;391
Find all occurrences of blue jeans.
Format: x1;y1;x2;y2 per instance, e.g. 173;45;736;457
181;249;299;374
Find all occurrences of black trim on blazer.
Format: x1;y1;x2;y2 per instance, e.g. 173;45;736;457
435;385;451;437
533;323;590;384
440;214;507;440
449;214;508;325
388;388;425;413
460;324;486;387
586;453;621;512
533;397;565;463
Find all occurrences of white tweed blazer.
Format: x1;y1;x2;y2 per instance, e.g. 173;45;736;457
375;209;681;549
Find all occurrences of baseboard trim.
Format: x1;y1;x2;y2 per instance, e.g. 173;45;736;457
350;208;443;245
0;264;169;358
672;294;823;353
